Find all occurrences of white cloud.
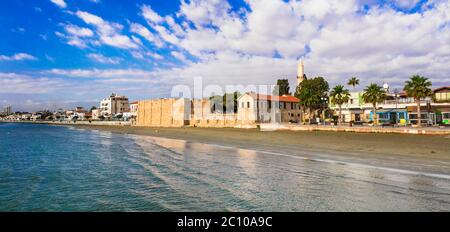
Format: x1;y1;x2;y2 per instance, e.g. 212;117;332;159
55;31;89;48
165;16;185;36
0;73;63;94
130;23;164;47
87;53;122;64
0;53;37;61
11;0;450;112
99;34;139;49
75;10;139;49
44;68;156;78
64;24;94;37
147;52;163;60
50;0;67;8
141;5;164;24
138;0;450;89
131;51;164;60
153;25;180;45
170;51;188;62
131;35;143;46
179;0;232;28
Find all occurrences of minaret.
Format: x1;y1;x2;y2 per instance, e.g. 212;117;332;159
297;60;306;86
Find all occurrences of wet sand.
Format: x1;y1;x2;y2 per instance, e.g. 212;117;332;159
69;125;450;174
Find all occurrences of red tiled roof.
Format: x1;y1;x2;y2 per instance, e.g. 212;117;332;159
130;101;139;104
434;86;450;93
248;93;300;103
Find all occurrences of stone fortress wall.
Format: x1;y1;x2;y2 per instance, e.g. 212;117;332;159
136;98;239;128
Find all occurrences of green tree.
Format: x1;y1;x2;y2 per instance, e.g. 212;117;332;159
362;84;386;126
348;77;360;90
90;106;97;111
295;77;329;122
71;115;79;123
210;92;241;113
273;79;291;96
330;85;351;124
403;75;433;127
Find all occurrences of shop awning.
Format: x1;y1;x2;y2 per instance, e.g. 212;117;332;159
376;109;407;113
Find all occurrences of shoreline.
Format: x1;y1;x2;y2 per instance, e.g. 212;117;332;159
67;123;450;175
2;120;450;135
3;121;450;174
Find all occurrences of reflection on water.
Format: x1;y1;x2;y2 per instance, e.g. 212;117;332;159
0;123;449;212
129;135;450;212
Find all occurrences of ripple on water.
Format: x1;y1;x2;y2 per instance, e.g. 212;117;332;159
0;123;449;211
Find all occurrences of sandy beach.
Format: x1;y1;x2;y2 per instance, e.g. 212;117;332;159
69;124;450;174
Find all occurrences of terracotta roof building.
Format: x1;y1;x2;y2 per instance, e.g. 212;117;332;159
237;92;302;124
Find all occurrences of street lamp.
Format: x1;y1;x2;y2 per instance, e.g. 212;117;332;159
394;88;399;125
321;96;329;125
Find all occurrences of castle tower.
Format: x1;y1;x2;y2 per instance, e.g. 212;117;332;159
297;60;306;86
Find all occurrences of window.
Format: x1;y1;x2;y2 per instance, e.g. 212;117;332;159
242;102;244;108
378;113;389;120
291;103;294;110
439;92;450;101
247;102;250;108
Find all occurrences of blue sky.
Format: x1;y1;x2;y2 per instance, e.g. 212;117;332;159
1;0;449;111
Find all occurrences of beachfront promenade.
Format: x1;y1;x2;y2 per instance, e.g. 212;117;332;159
261;123;450;135
2;120;450;135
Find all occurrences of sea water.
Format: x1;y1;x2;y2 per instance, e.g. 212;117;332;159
0;123;449;211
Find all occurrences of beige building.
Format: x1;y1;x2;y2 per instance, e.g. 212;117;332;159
91;109;100;120
100;93;130;118
297;60;307;86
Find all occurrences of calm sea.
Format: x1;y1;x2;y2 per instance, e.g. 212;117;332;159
0;123;449;211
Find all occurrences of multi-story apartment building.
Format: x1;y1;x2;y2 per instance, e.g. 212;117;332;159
100;93;130;118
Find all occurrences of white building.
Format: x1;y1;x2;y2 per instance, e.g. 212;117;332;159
130;101;138;116
237;92;302;124
100;93;130;118
21;114;32;120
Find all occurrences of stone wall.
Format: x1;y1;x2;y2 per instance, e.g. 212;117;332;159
136;98;238;128
136;98;190;127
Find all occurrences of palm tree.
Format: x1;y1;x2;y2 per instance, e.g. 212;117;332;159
403;75;433;127
330;85;351;125
362;84;386;126
348;77;360;90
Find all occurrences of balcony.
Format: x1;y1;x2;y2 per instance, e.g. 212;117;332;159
383;99;429;105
